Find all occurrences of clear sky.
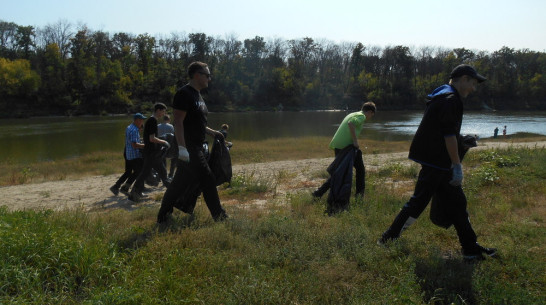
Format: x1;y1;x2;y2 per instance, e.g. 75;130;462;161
2;0;545;53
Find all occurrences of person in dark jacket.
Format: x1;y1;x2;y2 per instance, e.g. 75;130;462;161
378;64;497;262
157;61;228;223
312;102;376;201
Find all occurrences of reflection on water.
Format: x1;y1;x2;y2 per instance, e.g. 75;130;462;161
1;111;545;163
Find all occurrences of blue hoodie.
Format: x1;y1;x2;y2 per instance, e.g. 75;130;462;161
427;84;456;100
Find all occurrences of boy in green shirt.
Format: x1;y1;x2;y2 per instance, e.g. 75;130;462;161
313;101;376;199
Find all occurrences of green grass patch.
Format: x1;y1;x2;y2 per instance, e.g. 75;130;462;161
0;147;544;304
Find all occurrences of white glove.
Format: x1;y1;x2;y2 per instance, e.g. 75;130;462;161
178;146;189;162
449;163;463;186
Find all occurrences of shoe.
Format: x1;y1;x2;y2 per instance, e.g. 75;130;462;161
109;185;119;196
128;190;142;203
311;190;322;200
377;232;397;246
213;212;229;222
120;184;130;195
463;243;497;261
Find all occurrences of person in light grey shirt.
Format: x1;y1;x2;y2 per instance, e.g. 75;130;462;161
158;114;175;137
158;115;177;178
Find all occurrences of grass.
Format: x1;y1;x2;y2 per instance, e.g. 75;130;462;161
0;146;544;304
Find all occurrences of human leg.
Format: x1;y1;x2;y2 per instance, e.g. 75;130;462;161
193;149;227;220
379;165;448;242
129;155;154;202
157;161;190;222
354;149;365;196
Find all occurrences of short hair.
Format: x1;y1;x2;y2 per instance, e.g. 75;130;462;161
163;114;170;122
154;103;167;111
361;101;376;113
188;61;208;79
221;124;229;130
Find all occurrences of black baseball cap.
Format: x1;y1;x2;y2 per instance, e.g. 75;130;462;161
450;64;486;83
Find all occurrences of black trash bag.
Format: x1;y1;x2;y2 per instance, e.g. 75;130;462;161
430;135;477;228
208;135;232;186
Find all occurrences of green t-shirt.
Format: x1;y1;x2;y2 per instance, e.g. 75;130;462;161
329;111;366;149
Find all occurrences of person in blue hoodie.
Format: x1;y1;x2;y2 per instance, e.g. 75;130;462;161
378;64;497;262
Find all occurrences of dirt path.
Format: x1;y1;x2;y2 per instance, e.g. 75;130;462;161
1;141;544;212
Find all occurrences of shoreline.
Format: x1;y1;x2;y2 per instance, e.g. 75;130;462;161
1;140;544;213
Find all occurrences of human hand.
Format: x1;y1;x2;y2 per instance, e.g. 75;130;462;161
449;163;463;186
163;141;170;149
178;146;189;162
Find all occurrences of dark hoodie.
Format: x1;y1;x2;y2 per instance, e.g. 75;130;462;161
408;84;463;170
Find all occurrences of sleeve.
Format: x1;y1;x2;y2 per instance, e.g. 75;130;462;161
347;113;366;131
172;88;192;112
129;127;140;144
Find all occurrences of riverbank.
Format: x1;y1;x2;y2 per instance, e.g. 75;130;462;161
1;141;544;304
1;140;544;213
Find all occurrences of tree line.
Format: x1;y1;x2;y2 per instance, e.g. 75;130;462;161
1;19;545;117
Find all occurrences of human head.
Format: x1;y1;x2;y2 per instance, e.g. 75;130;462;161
450;64;486;83
188;61;211;91
153;103;167;117
449;64;486;98
221;124;229;131
361;101;376;119
163;114;171;122
133;112;147;127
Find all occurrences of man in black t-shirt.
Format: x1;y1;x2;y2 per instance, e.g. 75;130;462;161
378;65;497;262
157;61;228;222
128;103;171;202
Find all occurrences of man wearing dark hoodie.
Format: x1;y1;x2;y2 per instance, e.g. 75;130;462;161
378;64;497;262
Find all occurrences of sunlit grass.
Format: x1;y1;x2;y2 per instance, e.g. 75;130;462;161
0;147;545;303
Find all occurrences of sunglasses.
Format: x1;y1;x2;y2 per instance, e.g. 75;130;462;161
198;71;212;79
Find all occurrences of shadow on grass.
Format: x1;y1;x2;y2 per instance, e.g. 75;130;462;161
116;213;196;251
414;257;477;305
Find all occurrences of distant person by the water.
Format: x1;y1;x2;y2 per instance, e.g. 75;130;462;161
219;123;233;149
109;113;146;196
128;103;171;202
378;64;497;262
158;115;177;178
503;125;507;138
494;126;499;138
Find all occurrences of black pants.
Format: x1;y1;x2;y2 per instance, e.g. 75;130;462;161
131;151;168;192
158;146;226;220
315;148;365;197
383;165;477;250
114;157;143;188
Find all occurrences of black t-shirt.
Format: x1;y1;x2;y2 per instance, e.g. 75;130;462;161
143;116;159;154
172;84;208;149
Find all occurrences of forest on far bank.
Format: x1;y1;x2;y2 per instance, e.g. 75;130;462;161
1;19;545;118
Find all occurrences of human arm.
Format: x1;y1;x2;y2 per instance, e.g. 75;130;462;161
445;135;463;186
173;109;189;161
206;126;224;139
131;142;145;149
348;122;359;149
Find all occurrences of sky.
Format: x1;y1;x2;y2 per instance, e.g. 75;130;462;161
2;0;546;53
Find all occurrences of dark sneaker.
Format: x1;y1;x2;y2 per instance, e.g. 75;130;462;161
128;190;142;203
120;184;130;195
463;243;497;261
311;190;323;200
213;212;229;222
377;232;397;246
109;185;119;196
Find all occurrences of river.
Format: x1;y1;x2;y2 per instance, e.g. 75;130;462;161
1;111;545;164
